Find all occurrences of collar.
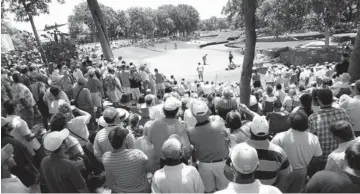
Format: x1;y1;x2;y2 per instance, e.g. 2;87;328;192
320;104;333;109
195;120;210;127
338;140;354;150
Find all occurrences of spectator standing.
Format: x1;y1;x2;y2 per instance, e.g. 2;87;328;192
275;84;286;103
3;100;40;158
216;89;238;120
292;93;314;117
215;143;282;194
302;139;360;193
1;144;32;193
187;100;230;192
41;129;89;193
197;63;204;81
104;65;124;105
135;121;156;173
266;100;289;135
225;111;250;147
154;68;165;98
331;73;351;97
30;75;49;130
340;80;360;136
325;121;356;172
93;107;134;161
264;71;275;86
43;86;70;116
129;66;142;102
103;127;150;193
72;77;95;131
1;118;39;188
271;111;322;192
148;97;192;170
119;64;131;95
246;115;292;192
11;73;36;129
152;134;205;193
87;69;103;112
308;88;353;171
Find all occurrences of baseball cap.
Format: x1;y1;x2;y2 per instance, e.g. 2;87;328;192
43;128;70;152
191;100;209;116
1;144;14;165
230;143;258;174
1;117;11;128
162;134;182;159
250;115;269;136
164;97;181;111
103;107;130;122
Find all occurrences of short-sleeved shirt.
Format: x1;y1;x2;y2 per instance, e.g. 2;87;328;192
155;73;164;84
301;170;360;193
271;129;322;169
140;71;150;82
152;163;205;193
102;149;150;193
7;115;36;156
41;154;87;193
67;115;91;146
188;120;229;162
93;126;135;160
215;180;282;194
325;140;355;172
87;77;103;93
308;106;353;161
246;139;292;185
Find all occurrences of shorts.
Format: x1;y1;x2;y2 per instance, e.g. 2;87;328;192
156;83;165;90
131;88;141;100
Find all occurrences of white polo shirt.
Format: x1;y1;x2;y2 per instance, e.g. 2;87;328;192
271;129;322;169
215;180;282;194
152;163;205;193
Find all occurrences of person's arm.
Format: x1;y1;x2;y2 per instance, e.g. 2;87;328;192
274;154;292;192
238;103;260;119
73;108;91;124
19;120;36;141
125;132;136;149
151;175;162;193
61;91;70;103
93;135;103;162
105;167;115;191
68;162;89;193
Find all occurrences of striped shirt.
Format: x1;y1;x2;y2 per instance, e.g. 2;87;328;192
93;125;136;160
246;139;292;186
308;106;353;161
102;149;150;193
215;97;238;119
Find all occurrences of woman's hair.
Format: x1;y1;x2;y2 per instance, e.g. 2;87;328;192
300;93;313;116
50;113;67;132
226;111;242;132
129;114;140;127
330;121;355;142
3;100;16;115
265;85;273;95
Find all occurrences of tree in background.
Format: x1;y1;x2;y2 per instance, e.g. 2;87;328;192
3;0;65;65
348;25;360;82
68;2;118;42
87;0;113;60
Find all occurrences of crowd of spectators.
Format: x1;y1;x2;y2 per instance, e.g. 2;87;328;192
1;48;360;194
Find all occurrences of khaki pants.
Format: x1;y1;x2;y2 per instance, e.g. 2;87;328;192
287;167;307;193
198;161;230;192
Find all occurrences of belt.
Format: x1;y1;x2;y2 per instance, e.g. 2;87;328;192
201;157;227;163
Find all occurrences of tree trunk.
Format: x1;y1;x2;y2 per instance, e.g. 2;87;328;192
25;6;48;70
87;0;113;60
324;24;330;49
348;25;360;82
239;0;257;106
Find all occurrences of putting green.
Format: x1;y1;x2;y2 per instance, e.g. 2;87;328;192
113;46;244;83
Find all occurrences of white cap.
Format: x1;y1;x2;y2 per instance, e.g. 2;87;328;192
43;129;70;152
250;115;269;136
230;143;259;174
191;100;209;116
164;97;181;111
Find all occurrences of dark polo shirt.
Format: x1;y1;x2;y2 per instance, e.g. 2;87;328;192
302;170;360;193
187;119;229;162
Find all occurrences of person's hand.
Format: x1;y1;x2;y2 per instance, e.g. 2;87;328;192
239;103;249;112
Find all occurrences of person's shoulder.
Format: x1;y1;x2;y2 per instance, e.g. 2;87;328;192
260;184;282;194
213;189;229;194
